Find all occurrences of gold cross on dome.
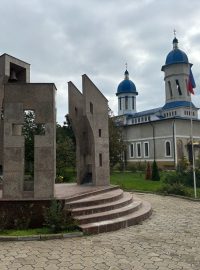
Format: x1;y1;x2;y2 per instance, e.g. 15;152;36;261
125;62;128;70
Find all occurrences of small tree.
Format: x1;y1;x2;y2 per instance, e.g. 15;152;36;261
109;109;126;170
177;156;189;173
151;160;160;181
56;123;76;179
145;162;152;180
22;110;45;177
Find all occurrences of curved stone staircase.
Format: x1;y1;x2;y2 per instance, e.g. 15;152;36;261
65;186;152;234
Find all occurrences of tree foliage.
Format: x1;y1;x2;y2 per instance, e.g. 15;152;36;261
151;160;160;181
56;123;76;176
109;109;126;169
22;110;45;175
43;200;78;233
22;111;76;179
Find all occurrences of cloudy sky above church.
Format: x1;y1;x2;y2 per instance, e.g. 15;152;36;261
1;0;200;123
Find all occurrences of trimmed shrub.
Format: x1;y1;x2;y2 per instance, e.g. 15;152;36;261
43;200;78;233
163;171;180;185
157;183;190;197
151;160;160;181
181;169;200;188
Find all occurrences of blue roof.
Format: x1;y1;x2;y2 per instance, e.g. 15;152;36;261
165;49;188;66
127;107;162;118
161;37;189;70
117;79;138;96
162;101;196;110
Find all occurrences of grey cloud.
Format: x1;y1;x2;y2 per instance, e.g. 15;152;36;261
0;0;200;122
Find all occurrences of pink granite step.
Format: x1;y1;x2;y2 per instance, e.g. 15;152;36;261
80;200;152;234
70;192;133;216
75;200;142;225
64;187;152;234
64;185;119;203
66;188;124;208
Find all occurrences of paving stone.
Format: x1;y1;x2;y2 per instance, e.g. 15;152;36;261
0;194;199;270
69;264;84;270
44;265;59;270
20;266;33;270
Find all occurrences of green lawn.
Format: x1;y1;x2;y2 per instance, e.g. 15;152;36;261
0;227;51;236
0;227;80;236
110;171;200;198
110;171;162;192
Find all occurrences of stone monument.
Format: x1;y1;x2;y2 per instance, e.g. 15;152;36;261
68;74;110;186
0;54;56;199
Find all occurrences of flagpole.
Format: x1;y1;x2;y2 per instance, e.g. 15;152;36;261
190;97;197;198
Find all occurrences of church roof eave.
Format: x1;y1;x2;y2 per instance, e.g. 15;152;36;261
162;101;198;110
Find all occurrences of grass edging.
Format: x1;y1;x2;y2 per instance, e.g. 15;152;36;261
129;189;200;202
0;231;84;242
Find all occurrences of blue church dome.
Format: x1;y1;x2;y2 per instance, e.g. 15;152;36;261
116;70;138;96
162;37;189;70
165;49;188;65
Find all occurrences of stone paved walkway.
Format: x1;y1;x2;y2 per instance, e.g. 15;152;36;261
0;193;200;270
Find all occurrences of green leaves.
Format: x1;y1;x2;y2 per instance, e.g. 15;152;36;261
109;110;126;169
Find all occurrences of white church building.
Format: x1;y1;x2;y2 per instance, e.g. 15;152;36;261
115;36;200;168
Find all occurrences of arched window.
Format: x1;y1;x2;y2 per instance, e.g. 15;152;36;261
119;98;122;110
186;79;190;96
176;79;182;95
136;142;142;158
125;96;128;110
165;141;171;157
168;81;173;98
143;142;149;158
132;97;134;110
129;143;134;158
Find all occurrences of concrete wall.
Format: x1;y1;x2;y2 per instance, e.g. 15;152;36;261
68;75;110;186
0;54;31;174
1;54;30;83
68;81;87;185
0;58;5;170
125;118;200;168
125;120;175;164
3;83;56;199
83;75;110;186
117;93;137;115
163;63;191;103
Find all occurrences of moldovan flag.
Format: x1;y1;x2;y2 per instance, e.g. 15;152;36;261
187;67;196;95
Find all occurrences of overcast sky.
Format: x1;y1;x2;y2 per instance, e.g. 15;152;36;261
1;0;200;124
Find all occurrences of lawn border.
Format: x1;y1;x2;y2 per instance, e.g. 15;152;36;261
0;231;83;242
129;189;200;202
